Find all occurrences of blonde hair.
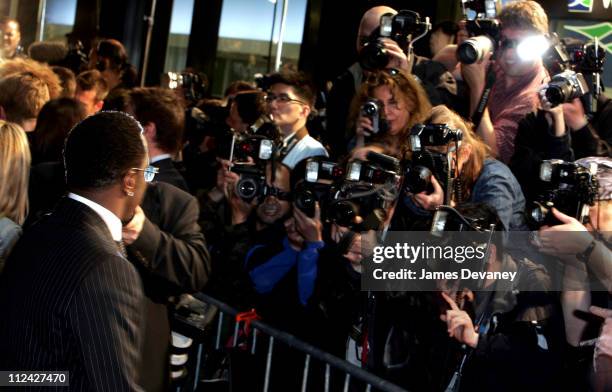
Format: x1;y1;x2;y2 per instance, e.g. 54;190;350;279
427;105;491;201
498;1;549;36
0;72;51;124
0;58;62;99
0;121;31;225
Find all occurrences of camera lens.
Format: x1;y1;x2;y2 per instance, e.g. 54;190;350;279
236;177;258;201
457;36;493;64
328;200;358;227
404;165;432;194
362;102;378;116
544;83;570;107
359;41;390;71
295;190;316;217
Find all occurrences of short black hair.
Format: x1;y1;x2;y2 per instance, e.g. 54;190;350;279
265;70;316;108
129;87;185;154
64;111;146;190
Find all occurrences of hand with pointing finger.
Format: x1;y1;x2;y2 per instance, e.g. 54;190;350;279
440;291;479;348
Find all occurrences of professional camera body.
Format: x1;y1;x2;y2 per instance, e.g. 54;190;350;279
233;164;267;203
542;34;605;111
544;70;589;108
359;10;430;71
527;159;599;228
230;134;275;164
328;152;401;230
361;98;389;136
404;124;463;202
294;157;345;218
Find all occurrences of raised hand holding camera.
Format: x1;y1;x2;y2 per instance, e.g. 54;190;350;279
293;202;323;243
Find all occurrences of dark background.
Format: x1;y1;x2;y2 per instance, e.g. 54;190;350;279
5;0;612;94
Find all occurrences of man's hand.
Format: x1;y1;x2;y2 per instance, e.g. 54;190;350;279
293;202;323;243
413;175;444;211
562;98;588;131
210;158;240;202
123;206;146;245
539;86;566;137
440;292;479;348
461;52;492;115
380;38;410;72
537;208;592;256
225;184;257;225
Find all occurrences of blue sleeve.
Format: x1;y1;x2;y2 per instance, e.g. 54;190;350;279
248;238;298;294
471;161;526;231
297;241;325;306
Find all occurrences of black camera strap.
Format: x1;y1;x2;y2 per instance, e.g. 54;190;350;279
471;64;496;129
277;132;301;161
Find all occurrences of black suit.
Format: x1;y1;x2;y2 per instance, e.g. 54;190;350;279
0;197;145;391
151;157;190;193
128;181;210;392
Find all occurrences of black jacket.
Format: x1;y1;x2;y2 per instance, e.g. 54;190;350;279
0;198;145;391
152;157;190;193
510;110;574;203
128;181;210;392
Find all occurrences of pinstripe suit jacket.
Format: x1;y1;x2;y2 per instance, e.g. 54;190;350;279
0;197;145;391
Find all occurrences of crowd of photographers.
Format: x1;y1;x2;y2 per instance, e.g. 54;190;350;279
0;0;612;390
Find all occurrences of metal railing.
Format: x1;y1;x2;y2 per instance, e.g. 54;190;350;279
192;292;409;392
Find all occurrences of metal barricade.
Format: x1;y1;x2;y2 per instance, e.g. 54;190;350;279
192;292;409;392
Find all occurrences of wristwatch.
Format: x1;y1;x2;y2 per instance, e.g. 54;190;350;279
576;240;597;263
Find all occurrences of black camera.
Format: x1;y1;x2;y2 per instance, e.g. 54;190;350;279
359;10;430;71
161;72;207;103
526;160;599;228
327;185;391;231
345;152;400;186
232;164;267;203
456;18;501;64
327;152;401;230
409;124;463;152
230;134;276;164
294;158;345;217
403;164;434;194
544;70;589;107
360;98;389;135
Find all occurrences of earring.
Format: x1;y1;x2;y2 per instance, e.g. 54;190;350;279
126;190;134;197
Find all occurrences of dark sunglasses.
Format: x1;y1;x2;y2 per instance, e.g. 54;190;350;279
262;185;293;201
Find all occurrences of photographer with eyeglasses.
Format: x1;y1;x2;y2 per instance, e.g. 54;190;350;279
263;70;328;169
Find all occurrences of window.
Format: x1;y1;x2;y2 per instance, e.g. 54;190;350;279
164;0;195;73
212;0;308;96
41;0;77;42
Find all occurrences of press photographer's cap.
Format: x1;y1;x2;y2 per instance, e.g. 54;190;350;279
576;156;612;201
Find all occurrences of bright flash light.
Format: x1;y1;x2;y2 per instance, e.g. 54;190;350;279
517;35;549;62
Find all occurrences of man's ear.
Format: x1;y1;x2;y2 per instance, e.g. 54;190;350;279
122;170;137;197
142;122;157;143
94;100;104;113
301;104;312;119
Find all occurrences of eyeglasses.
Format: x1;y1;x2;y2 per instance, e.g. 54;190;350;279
130;165;159;182
262;185;293;201
264;93;305;105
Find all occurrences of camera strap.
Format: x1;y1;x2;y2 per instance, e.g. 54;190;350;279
277;132;301;161
471;64;496;129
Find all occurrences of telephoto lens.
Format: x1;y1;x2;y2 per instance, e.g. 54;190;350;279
457;36;494;64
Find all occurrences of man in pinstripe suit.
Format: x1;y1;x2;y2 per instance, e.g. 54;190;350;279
0;112;153;391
